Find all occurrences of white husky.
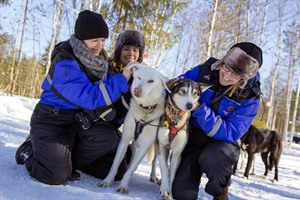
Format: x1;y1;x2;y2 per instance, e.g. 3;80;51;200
98;64;169;194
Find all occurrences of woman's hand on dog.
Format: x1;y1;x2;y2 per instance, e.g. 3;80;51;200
123;62;139;81
193;101;200;111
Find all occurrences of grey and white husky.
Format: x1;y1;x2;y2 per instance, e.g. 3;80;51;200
151;78;211;200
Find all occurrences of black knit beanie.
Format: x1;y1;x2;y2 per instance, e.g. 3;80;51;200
75;10;108;40
113;30;145;63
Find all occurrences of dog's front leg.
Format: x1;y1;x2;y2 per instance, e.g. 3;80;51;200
169;151;181;199
149;152;158;182
98;139;130;188
117;144;151;194
155;142;171;199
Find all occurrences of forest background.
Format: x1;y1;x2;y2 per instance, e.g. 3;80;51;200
0;0;299;148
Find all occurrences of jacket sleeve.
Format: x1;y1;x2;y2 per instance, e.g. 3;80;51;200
51;59;128;109
191;98;260;143
179;66;200;81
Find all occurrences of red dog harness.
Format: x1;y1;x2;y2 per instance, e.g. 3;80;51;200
165;108;187;144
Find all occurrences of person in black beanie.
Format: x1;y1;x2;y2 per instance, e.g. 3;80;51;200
171;42;263;200
15;10;133;185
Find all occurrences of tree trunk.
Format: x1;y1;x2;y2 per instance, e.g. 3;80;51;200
236;0;243;42
206;0;218;59
282;46;296;147
245;0;251;41
259;0;269;47
3;0;24;95
266;2;283;129
253;0;260;42
288;30;300;147
89;0;92;10
11;0;29;95
54;0;65;46
96;0;102;13
45;0;57;74
80;0;85;11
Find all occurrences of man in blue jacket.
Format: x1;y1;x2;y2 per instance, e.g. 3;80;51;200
15;10;133;185
172;42;263;200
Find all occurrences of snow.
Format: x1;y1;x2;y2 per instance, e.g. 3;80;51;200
0;92;299;200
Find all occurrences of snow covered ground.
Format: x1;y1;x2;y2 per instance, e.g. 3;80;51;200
1;92;299;200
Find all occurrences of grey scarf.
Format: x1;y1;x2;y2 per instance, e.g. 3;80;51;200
70;34;108;81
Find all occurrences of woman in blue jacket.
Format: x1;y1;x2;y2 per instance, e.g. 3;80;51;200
15;10;135;185
172;42;263;200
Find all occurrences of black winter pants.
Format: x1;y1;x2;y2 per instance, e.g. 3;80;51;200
172;141;240;199
24;103;126;185
72;121;128;180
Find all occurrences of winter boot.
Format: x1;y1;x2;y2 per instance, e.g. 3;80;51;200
15;135;32;164
213;187;229;200
68;170;81;181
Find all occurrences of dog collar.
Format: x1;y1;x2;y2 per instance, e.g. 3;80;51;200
167;103;187;117
139;104;157;111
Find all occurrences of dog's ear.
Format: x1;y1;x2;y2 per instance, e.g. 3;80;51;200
166;78;179;90
199;83;212;93
127;63;146;72
159;74;172;93
166;77;185;91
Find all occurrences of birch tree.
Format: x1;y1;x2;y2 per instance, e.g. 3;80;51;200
259;0;269;47
11;0;29;94
253;0;260;43
288;24;300;147
80;0;86;11
282;22;298;147
44;0;65;74
3;0;24;94
266;2;284;129
289;69;300;147
54;0;65;46
206;0;218;59
45;0;58;74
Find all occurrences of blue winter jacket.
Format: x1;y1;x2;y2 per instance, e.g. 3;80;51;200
40;41;129;111
180;58;261;143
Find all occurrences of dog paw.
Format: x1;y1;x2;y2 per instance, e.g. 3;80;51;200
117;187;129;194
150;177;161;185
260;175;267;179
160;185;170;198
242;176;249;180
149;176;158;183
157;179;162;185
98;180;112;188
272;179;279;183
162;193;173;200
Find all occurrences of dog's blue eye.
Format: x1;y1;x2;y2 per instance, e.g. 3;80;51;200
148;80;154;83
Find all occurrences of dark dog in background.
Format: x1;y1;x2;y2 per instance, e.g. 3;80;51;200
233;125;283;182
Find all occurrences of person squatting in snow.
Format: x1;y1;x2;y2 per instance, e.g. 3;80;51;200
15;10;145;185
172;42;263;200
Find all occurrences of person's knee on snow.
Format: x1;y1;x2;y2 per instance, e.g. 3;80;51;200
198;142;238;197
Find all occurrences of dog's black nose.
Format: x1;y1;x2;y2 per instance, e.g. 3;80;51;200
186;103;193;110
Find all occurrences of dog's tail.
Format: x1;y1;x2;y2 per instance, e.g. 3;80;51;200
268;130;283;171
146;143;155;164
